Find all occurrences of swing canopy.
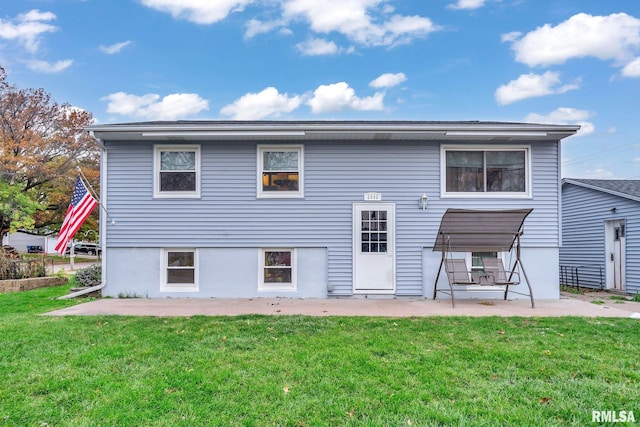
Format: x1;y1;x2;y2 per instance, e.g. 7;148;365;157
432;208;533;253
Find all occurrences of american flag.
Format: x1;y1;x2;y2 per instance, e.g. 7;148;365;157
54;177;98;254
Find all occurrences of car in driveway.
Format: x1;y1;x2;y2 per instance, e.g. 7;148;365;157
65;242;101;256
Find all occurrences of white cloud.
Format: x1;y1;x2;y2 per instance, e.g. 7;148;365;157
622;57;640;77
369;72;406;88
139;0;440;49
447;0;487;10
99;40;132;55
103;92;209;120
282;0;439;47
140;0;256;24
26;59;73;73
501;31;521;43
0;9;58;53
245;18;285;39
220;87;302;119
525;107;595;137
307;82;384;114
495;71;580;105
296;38;340;56
508;13;640;67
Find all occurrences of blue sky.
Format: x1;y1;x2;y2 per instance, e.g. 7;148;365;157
1;0;639;179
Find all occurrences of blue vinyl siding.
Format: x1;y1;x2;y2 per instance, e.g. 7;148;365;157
105;139;561;296
560;183;640;294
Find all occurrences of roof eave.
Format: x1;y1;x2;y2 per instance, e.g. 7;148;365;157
87;121;580;142
562;178;640;203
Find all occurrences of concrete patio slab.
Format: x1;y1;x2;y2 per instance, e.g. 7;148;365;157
44;292;640;318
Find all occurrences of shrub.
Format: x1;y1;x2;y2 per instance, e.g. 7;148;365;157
75;264;101;288
0;254;45;280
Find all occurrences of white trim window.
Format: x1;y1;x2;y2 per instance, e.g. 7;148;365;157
154;145;200;198
162;249;198;292
466;251;506;290
441;145;531;197
470;251;499;271
257;145;303;198
259;249;297;291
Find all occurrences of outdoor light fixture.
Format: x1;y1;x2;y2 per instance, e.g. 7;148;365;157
420;194;428;210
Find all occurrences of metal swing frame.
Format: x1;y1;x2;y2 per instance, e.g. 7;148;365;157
432;208;535;308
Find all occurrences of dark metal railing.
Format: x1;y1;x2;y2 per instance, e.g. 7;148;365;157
559;265;604;291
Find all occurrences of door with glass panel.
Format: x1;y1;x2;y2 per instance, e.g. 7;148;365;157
353;203;395;293
605;219;626;291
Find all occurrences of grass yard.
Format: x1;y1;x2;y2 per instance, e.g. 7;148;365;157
0;286;638;426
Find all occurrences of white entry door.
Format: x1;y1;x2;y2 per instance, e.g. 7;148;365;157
605;219;626;291
353;203;395;293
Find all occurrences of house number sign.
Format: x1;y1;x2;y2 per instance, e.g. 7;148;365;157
364;192;382;201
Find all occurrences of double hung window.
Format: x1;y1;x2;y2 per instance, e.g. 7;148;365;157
258;146;303;198
154;145;200;197
162;249;198;292
471;252;498;272
259;249;296;291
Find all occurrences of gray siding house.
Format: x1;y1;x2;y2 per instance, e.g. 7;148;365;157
560;179;640;295
88;121;578;299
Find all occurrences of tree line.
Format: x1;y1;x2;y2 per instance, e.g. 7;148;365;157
0;66;99;241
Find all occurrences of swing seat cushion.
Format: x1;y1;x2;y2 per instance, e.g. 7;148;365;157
482;258;520;286
444;259;476;285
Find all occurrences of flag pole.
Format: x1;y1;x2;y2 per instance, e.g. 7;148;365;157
76;166;115;224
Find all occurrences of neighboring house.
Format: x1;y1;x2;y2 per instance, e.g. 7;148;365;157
88;121;578;299
2;230;51;253
560;179;640;295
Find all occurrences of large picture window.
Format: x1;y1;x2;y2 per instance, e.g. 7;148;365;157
259;249;297;291
162;249;198;292
442;146;530;196
257;145;303;198
154;145;200;197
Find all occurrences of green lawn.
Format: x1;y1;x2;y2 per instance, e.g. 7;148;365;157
0;286;638;426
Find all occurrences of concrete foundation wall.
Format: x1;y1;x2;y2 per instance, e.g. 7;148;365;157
104;247;328;298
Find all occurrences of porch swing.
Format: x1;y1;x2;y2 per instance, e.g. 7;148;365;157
432;208;535;308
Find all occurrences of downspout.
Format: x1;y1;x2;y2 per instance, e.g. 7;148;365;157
59;131;107;299
59;283;104;299
558;141;563;249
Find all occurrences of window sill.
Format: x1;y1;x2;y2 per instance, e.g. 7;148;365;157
153;194;201;200
258;286;297;292
257;193;304;199
440;192;531;199
451;285;506;291
160;285;199;293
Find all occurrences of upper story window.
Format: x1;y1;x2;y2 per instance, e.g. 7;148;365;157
442;146;530;197
154;145;200;198
257;145;303;198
